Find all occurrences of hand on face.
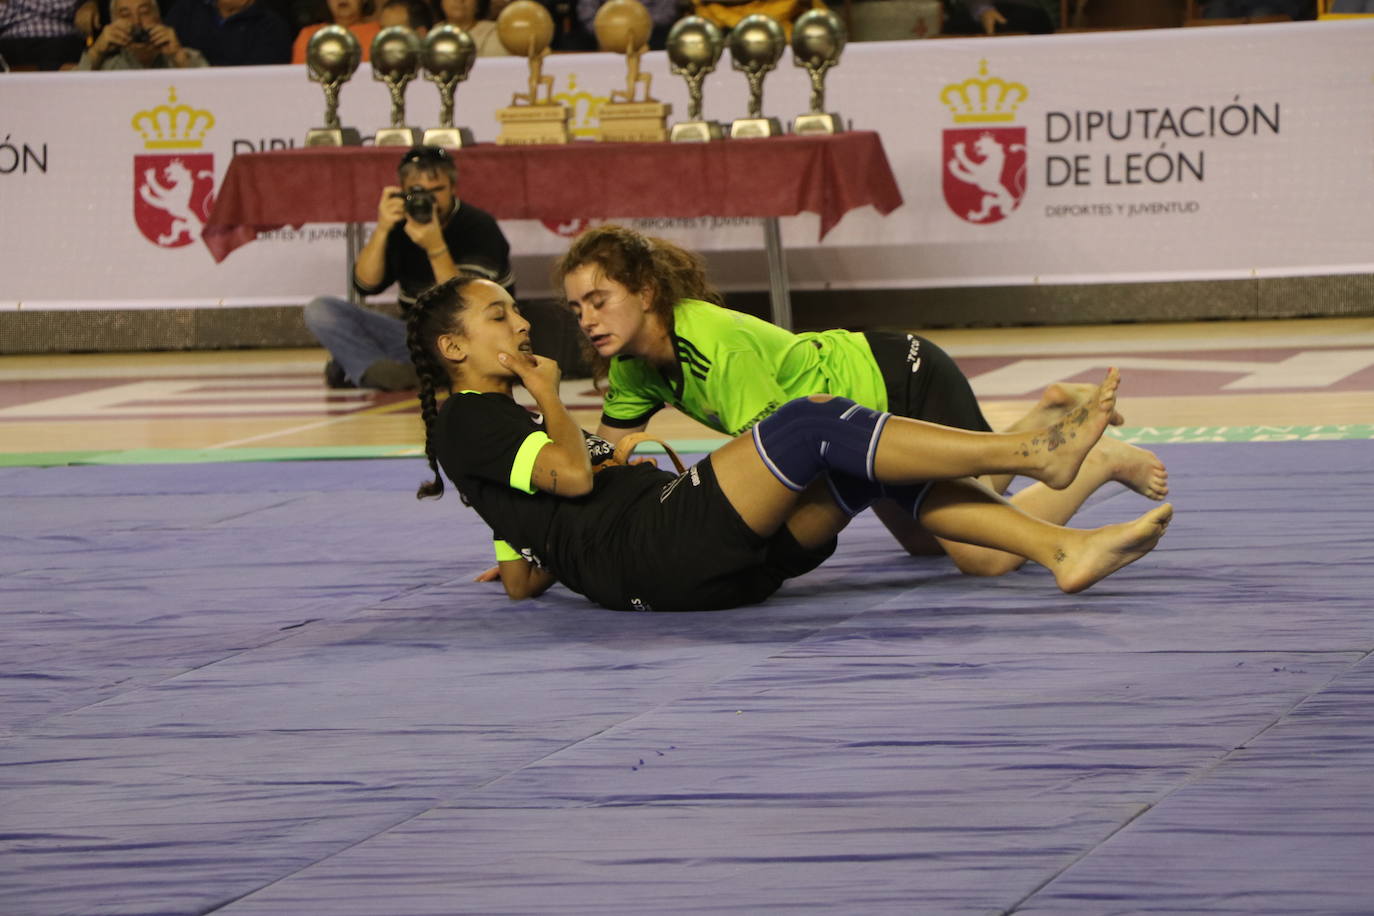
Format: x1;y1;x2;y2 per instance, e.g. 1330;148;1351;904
497;350;561;398
94;19;133;53
147;23;181;54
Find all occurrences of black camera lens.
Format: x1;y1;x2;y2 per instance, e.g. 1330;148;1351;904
403;187;435;224
130;25;152;42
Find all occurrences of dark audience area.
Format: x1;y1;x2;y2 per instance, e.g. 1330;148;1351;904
3;0;1352;73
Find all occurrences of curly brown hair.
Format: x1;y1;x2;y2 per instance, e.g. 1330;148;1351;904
551;224;722;383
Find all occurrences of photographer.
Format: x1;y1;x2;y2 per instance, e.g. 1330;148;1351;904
78;0;206;69
305;145;513;391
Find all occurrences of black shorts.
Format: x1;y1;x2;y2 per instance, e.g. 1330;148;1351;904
599;456;836;612
864;331;993;432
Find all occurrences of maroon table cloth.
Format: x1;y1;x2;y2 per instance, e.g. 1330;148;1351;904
202;132;904;263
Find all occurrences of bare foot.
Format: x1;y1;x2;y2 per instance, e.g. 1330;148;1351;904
1021;368;1120;490
1053;503;1173;594
1008;380;1126;431
1087;436;1169;501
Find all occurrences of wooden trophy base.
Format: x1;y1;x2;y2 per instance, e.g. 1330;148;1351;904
669;120;725;143
596;102;672;143
791;112;845;136
422;126;476;148
304;127;362;147
496;105;572;145
729;117;783;139
374;127;421;147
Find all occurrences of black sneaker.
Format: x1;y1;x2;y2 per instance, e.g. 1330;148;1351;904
323;359;355;389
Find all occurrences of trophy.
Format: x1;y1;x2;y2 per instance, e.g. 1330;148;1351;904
421;25;478;147
790;9;846;135
727;14;785;139
666;16;724;142
371;25;424;146
305;25;363;146
593;0;671;142
495;0;572;145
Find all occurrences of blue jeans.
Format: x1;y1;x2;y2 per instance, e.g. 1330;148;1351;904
303;296;411;386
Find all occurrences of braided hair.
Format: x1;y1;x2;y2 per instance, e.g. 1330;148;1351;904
552;224;722;384
406;274;484;502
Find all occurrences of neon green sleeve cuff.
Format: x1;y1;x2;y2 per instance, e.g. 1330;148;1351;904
494;539;520;562
509;431;553;494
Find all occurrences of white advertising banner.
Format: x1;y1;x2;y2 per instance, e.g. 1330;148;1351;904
0;19;1370;311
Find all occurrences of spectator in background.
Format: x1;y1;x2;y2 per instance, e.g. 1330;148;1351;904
0;0;94;69
291;0;378;61
690;0;815;39
577;0;677;48
942;0;1056;34
78;0;207;66
305;145;513;391
434;0;508;55
378;0;431;30
164;0;291;64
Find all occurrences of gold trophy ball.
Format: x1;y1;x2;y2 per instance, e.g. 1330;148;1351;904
423;24;477;80
791;9;845;66
666;16;723;71
307;24;361;77
594;0;652;53
728;14;786;69
497;0;555;56
371;25;423;73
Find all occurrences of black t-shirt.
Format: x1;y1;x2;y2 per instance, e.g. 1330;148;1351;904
354;201;514;310
434;391;673;605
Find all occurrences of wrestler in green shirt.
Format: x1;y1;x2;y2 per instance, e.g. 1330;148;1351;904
554;224;1169;575
600;300;890;437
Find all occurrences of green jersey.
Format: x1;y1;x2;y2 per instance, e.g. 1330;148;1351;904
601;300;888;437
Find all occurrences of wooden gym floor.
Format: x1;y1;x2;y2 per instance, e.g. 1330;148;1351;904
1;316;1372;464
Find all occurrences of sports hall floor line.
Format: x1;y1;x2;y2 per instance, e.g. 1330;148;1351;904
3;425;1371;469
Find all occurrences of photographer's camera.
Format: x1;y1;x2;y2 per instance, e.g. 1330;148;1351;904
403;187;435;224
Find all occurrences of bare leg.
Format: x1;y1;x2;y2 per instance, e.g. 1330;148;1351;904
783;479;854;550
711;368;1121;539
875;435;1169;575
918;477;1173;593
871;367;1120;491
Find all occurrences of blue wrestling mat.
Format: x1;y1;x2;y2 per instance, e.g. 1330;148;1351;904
2;441;1372;914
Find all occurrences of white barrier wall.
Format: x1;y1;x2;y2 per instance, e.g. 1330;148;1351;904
1;19;1371;310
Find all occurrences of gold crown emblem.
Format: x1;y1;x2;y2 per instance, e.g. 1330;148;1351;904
552;75;605;140
941;60;1027;124
131;87;215;150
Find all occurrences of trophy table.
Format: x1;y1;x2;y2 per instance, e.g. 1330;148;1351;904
593;0;671;142
305;25;363;146
371;26;424;146
422;25;478;147
495;0;572;145
727;14;785;139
